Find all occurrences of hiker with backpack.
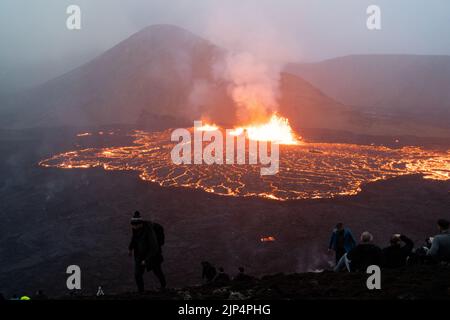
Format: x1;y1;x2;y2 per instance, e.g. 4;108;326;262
128;211;166;292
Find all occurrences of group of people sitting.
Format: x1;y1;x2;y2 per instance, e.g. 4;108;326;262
201;263;255;285
329;219;450;272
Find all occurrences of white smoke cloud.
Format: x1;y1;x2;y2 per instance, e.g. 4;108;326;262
213;52;280;123
202;2;302;124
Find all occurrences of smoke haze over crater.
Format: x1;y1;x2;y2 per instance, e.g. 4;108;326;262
1;0;450;95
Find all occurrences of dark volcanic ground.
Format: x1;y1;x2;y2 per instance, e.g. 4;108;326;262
0;127;449;297
73;264;450;300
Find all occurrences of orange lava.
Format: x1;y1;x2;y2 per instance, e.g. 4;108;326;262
39;129;450;201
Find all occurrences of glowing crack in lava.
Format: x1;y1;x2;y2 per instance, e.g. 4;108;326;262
39;124;450;200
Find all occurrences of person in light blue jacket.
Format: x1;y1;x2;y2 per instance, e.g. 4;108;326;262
328;222;357;264
427;219;450;262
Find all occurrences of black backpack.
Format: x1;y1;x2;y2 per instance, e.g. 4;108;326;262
152;222;165;247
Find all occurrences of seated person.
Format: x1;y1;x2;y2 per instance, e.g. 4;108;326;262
427;219;450;262
214;267;231;285
382;234;414;268
335;231;382;272
233;267;254;282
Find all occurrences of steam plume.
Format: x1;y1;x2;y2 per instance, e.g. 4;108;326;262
203;2;301;125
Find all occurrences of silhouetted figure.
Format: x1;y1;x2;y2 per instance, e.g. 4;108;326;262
347;232;382;271
128;211;166;292
10;294;19;300
335;231;382;272
328;223;356;263
214;267;231;285
233;267;254;282
382;234;414;268
409;237;434;265
427;219;450;262
33;290;48;300
201;261;217;283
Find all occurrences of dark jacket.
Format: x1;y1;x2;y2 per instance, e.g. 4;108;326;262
214;272;231;285
329;228;356;253
347;243;382;271
382;235;414;268
129;221;164;268
202;263;217;283
234;272;254;282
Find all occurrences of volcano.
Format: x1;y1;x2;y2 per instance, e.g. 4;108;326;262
2;25;450;140
0;24;425;138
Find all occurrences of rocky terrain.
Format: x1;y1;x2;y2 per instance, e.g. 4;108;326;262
53;264;450;300
0;127;449;297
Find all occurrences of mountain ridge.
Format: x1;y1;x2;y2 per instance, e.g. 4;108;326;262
2;25;449;138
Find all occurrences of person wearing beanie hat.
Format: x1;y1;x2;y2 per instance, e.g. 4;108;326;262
128;211;166;292
130;211;143;224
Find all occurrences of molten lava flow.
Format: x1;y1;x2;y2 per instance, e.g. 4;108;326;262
39;129;450;201
232;113;299;145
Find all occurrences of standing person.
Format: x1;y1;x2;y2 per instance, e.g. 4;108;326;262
128;211;166;292
328;223;356;264
427;219;450;262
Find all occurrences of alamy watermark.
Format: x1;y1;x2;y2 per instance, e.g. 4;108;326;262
65;4;381;32
366;265;381;290
170;121;280;176
66;5;81;30
66;265;81;290
367;5;382;30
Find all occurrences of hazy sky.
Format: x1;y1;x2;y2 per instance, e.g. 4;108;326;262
1;0;450;94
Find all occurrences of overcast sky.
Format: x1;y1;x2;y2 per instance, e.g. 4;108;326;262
1;0;449;94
